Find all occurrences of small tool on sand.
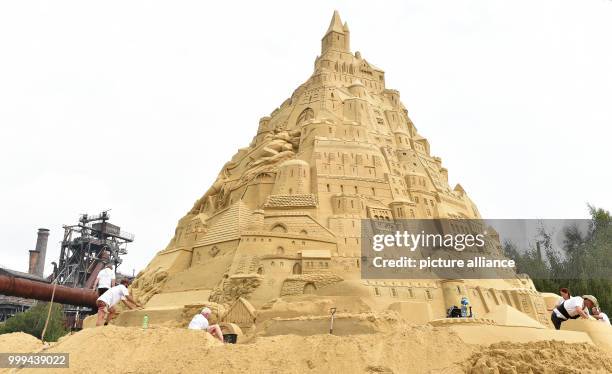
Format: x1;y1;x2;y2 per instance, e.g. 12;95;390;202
329;307;337;334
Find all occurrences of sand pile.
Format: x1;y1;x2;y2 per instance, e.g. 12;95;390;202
463;340;612;374
212;324;473;374
2;325;609;374
0;332;43;353
21;325;222;373
15;324;470;374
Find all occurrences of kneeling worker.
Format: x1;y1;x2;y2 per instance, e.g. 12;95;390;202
188;307;224;342
96;279;142;326
592;307;611;325
551;294;596;330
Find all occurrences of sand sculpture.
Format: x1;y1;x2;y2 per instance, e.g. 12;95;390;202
117;11;612;350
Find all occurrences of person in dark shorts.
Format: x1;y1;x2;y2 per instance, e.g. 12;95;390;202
550;293;596;330
96;279;141;326
93;264;116;296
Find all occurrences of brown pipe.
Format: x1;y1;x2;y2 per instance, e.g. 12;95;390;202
0;270;98;308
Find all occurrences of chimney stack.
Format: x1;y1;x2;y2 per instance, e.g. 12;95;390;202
28;250;39;275
28;228;50;278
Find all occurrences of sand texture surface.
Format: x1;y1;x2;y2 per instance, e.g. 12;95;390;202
1;325;611;374
0;332;43;354
463;340;612;373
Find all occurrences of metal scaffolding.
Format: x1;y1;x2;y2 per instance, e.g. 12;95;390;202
51;211;134;289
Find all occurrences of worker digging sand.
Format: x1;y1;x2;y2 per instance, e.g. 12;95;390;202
96;278;142;326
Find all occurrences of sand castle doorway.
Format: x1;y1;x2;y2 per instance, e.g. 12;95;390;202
293;263;302;275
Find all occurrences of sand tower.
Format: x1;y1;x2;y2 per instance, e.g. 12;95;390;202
129;11;552;330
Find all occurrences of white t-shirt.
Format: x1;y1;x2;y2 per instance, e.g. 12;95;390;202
553;296;584;319
597;312;610;325
96;268;116;289
188;314;209;330
97;284;129;308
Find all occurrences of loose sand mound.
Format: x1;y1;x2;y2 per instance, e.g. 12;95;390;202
27;325;223;373
463;340;612;374
3;325;609;374
18;324;470;374
0;332;43;353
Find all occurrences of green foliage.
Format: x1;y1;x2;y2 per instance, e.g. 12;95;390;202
504;205;612;314
0;302;68;342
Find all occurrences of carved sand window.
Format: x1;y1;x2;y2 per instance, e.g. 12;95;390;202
296;108;314;126
271;224;288;233
293;263;302;275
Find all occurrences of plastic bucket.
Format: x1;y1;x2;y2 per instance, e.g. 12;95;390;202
223;333;237;344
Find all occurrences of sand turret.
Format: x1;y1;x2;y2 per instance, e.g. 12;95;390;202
322;10;350;53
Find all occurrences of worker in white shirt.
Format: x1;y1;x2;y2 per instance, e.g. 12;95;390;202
96;279;142;326
551;294;597;330
93;264;116;296
188;307;224;342
591;307;611;325
547;287;571;312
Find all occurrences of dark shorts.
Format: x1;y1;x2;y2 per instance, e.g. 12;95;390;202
551;311;564;330
98;288;109;297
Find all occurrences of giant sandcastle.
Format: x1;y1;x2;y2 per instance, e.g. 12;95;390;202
122;12;611;349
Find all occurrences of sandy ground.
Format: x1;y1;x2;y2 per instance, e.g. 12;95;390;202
0;332;44;353
1;326;611;374
465;341;612;374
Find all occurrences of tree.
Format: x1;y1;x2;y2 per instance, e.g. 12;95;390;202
0;303;68;342
504;205;612;313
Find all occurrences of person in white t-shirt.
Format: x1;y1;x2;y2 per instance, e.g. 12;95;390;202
592;307;611;326
93;264;116;296
551;294;596;330
96;279;142;326
188;307;224;342
547;288;571;312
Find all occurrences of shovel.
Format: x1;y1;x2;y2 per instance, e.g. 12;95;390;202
329;307;337;334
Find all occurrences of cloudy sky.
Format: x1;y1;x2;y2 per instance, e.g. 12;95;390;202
1;0;610;275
